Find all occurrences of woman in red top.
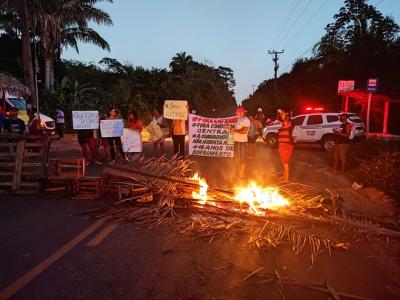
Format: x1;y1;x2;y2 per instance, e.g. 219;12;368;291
127;111;143;132
277;111;294;182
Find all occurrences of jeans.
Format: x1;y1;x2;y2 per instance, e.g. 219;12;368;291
56;123;64;138
107;137;124;159
172;134;185;159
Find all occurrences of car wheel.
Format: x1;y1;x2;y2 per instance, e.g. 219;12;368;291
321;136;336;151
264;133;278;148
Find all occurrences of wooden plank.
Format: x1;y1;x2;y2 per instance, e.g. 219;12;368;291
22;162;43;167
0;162;16;167
0;143;18;147
0;152;16;157
23;152;43;158
19;182;39;187
14;140;25;191
0;182;14;186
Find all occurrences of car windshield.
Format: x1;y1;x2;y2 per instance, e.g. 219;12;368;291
8;97;27;110
349;116;362;123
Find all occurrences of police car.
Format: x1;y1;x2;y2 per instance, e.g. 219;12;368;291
262;112;366;151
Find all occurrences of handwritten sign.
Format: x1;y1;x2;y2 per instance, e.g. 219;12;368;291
100;119;123;137
163;100;188;120
189;114;237;158
146;120;163;141
122;128;142;152
72;111;99;129
337;80;355;93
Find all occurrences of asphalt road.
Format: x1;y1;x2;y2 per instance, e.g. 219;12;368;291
0;136;399;299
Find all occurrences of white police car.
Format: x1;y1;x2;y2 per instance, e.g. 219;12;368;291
262;112;366;151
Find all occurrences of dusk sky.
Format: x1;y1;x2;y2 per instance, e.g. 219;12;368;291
63;0;400;103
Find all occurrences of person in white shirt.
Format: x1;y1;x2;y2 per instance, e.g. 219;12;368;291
230;107;250;178
55;108;65;139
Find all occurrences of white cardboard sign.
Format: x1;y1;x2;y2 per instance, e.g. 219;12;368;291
122;128;142;152
72;111;99;129
338;80;355;93
100;119;124;137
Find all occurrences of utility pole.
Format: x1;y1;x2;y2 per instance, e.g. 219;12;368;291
252;84;257;94
268;50;284;91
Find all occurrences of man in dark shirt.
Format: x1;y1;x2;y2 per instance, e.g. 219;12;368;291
4;108;26;135
333;113;352;173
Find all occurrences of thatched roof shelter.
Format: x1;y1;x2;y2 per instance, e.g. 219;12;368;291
0;73;31;98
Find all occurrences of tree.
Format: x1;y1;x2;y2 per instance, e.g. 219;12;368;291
1;0;36;105
169;51;193;74
32;0;112;90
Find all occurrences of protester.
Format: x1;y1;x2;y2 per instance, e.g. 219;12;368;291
171;119;187;159
77;129;101;165
152;109;166;155
230;107;250;178
247;114;260;158
127;110;143;132
55;108;65;139
99;114;110;159
277;110;294;182
254;108;265;129
333;113;353;173
4;108;26;134
106;108;124;161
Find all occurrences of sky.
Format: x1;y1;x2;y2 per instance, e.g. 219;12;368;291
63;0;400;103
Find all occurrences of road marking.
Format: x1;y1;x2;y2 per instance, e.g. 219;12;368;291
0;217;109;300
86;221;119;247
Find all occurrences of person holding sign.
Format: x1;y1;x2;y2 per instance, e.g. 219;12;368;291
230;107;250;179
152;109;166;156
77;129;101;165
172;119;187;159
106;108;124;161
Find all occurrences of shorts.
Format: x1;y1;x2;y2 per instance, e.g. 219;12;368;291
278;143;294;164
235;142;247;162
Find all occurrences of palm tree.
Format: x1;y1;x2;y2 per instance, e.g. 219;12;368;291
32;0;112;90
1;0;36;105
169;51;193;73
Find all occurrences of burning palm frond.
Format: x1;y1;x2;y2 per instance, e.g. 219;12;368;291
90;155;400;265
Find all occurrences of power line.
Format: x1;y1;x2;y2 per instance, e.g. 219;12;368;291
275;0;314;49
280;44;314;74
282;0;329;50
271;0;301;49
374;0;384;6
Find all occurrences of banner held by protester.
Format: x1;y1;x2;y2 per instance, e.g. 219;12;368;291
100;119;124;137
122;128;142;152
189;114;237;157
72;111;99;129
163;100;188;120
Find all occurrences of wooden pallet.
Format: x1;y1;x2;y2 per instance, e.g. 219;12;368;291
73;177;104;200
0;134;50;194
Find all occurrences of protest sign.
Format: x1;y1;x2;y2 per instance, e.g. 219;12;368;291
100;119;124;137
146;120;163;141
72;111;99;129
189;114;237;158
163;100;188;120
122;128;142;152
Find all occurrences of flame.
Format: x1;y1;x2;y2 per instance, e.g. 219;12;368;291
190;175;289;215
191;173;209;204
234;182;289;215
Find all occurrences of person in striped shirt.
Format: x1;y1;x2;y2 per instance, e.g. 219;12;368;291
277;110;294;182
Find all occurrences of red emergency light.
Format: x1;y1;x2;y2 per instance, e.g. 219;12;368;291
304;106;324;112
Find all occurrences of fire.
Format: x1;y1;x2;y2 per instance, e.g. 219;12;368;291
191;173;209;204
190;175;289;215
234;182;290;215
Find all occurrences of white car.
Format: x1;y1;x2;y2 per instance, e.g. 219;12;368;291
4;93;56;132
262;112;366;151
